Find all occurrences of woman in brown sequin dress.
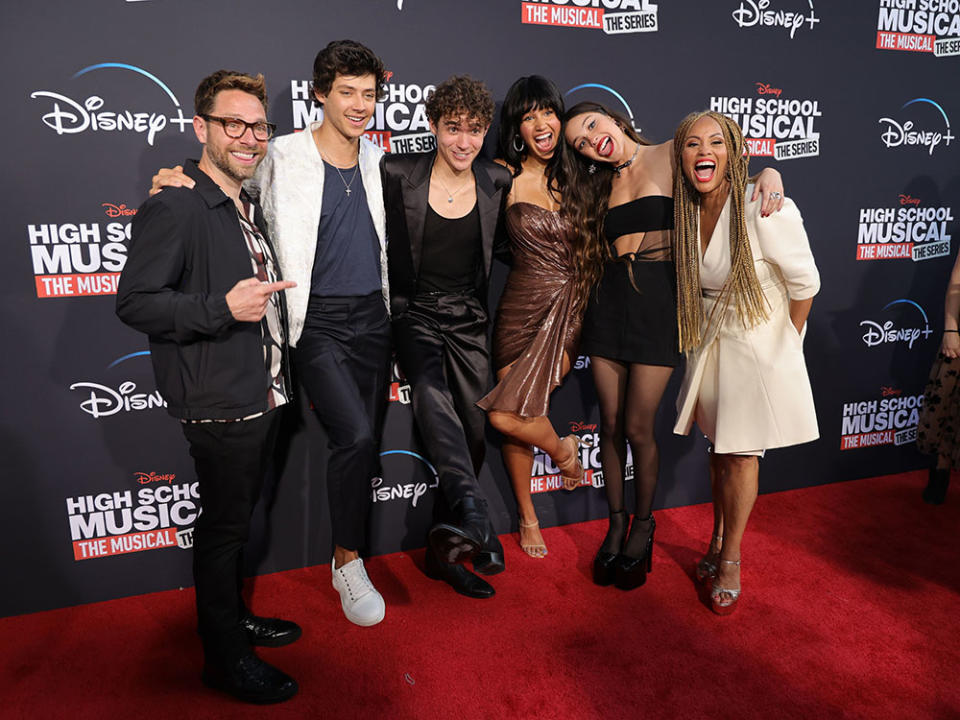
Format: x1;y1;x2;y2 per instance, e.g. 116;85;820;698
477;77;602;557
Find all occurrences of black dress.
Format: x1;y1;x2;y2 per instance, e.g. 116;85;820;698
579;196;680;367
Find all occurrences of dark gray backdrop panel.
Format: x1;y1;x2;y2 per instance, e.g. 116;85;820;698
2;0;957;616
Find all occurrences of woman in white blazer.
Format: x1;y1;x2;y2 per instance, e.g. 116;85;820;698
671;111;820;615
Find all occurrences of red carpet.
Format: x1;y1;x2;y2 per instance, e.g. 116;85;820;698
3;471;958;720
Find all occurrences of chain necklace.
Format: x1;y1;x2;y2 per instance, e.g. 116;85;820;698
317;145;360;196
332;163;359;196
433;173;472;203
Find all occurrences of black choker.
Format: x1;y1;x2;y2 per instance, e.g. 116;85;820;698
614;142;641;177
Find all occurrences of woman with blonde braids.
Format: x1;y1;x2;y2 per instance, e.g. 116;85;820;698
563;103;785;590
672;111;820;614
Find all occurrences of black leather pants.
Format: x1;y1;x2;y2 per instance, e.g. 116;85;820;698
393;293;490;512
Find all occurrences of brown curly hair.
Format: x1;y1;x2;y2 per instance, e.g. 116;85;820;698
425;75;494;127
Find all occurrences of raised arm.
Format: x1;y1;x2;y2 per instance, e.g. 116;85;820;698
751;167;785;216
752;197;819;297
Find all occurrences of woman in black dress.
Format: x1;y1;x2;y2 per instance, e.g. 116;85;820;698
563;103;785;589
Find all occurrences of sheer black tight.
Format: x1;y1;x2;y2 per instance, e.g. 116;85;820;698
591;357;674;557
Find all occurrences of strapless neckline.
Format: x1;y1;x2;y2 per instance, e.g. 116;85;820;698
509;201;560;214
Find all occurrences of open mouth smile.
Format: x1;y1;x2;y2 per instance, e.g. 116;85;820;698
533;132;555;152
230;150;258;164
596;136;613;158
694;159;716;182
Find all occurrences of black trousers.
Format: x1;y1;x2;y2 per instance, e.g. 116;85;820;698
294;292;392;552
182;409;282;663
393;293;490;513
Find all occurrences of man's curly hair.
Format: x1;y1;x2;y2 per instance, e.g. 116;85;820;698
425;75;494;127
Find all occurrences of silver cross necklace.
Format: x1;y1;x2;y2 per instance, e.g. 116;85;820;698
318;146;360;196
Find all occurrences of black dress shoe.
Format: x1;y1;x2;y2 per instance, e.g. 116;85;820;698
425;548;495;598
202;652;298;704
428;496;489;564
428;522;481;565
473;528;505;575
241;614;302;648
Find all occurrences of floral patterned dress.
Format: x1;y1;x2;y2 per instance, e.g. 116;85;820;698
917;353;960;467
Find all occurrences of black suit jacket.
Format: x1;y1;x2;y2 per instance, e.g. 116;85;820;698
381;151;512;318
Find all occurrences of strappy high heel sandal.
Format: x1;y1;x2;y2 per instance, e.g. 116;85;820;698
556;435;584;491
710;558;741;615
696;535;723;584
519;519;547;558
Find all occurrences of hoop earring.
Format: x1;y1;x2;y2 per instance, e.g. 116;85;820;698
512;135;525;153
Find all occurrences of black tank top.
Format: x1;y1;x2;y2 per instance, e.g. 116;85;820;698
419;203;481;293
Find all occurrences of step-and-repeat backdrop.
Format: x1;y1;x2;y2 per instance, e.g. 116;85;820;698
3;1;958;616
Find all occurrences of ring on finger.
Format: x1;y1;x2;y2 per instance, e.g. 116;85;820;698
769;191;782;199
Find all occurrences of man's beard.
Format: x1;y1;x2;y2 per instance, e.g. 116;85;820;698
207;143;259;184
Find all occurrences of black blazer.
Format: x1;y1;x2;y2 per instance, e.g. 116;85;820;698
381;151;512;318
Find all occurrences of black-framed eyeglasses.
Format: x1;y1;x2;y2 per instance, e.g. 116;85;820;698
202;114;276;141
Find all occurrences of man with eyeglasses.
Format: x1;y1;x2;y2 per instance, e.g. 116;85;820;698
117;70;299;704
151;41;392;630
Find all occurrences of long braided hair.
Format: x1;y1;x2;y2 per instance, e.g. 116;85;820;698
673;110;768;353
561;102;651;303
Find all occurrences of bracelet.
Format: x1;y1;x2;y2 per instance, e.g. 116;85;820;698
945;330;959;333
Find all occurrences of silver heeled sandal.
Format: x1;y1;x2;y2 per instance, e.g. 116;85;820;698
695;534;723;583
710;558;741;616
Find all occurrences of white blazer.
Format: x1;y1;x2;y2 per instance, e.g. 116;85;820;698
673;190;820;453
248;123;389;347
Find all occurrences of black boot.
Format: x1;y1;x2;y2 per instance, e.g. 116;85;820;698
424;546;495;598
428;496;487;564
593;510;627;586
923;467;950;505
614;514;656;591
472;516;505;575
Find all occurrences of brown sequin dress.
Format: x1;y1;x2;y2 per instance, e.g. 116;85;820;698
477;202;583;417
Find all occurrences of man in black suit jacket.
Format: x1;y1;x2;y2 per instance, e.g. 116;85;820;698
381;76;511;598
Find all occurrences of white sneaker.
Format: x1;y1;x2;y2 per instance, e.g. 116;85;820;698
331;557;385;627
